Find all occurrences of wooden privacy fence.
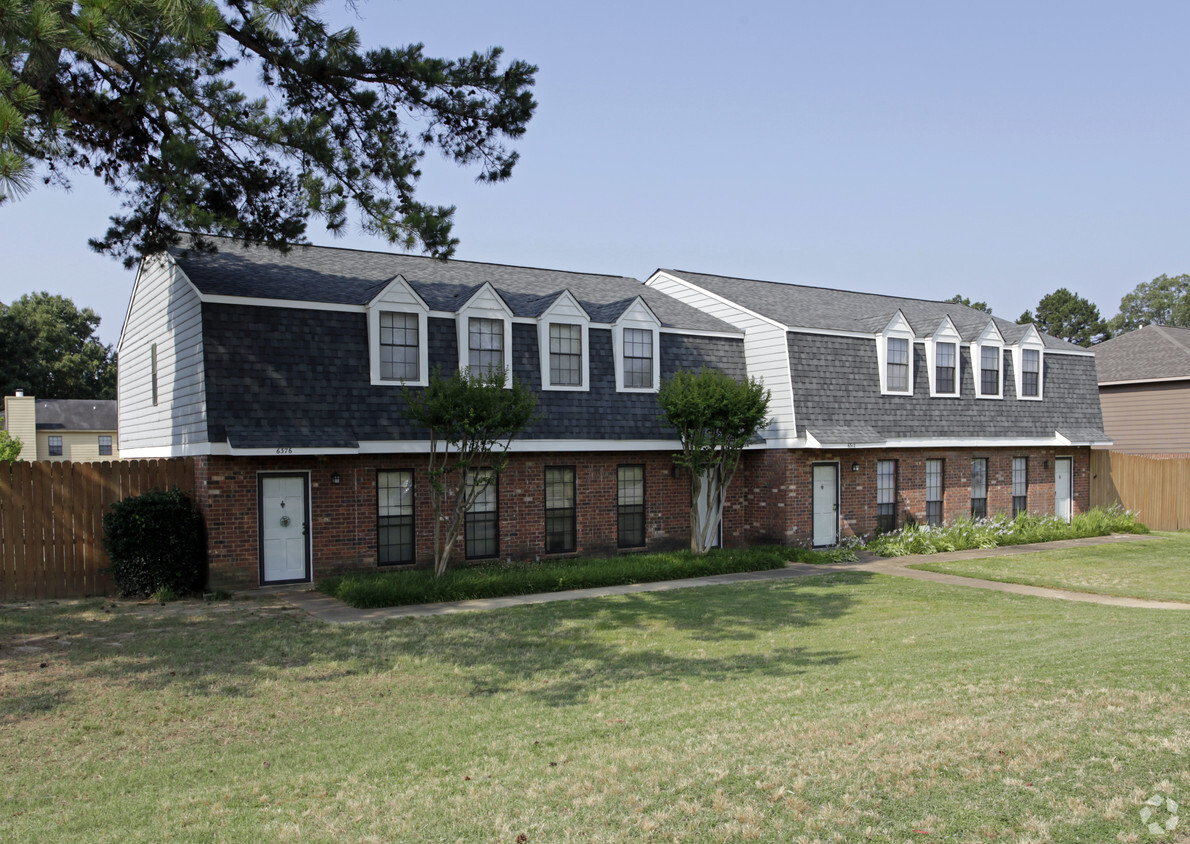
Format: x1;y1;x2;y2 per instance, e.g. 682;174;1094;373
1091;450;1190;531
0;458;195;600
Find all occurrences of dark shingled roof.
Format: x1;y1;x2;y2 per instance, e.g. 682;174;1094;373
1094;325;1190;383
201;305;747;446
170;237;738;334
788;332;1107;442
660;270;1086;351
33;399;117;431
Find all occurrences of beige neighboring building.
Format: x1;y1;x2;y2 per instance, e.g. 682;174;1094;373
2;392;120;462
1094;325;1190;454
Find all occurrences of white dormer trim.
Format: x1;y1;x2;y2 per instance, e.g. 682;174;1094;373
538;290;591;392
926;316;962;398
456;282;514;388
972;320;1006;399
1012;324;1046;401
876;311;915;396
613;297;662;393
367;275;430;387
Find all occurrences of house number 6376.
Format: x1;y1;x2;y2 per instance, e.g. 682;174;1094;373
275;447;293;454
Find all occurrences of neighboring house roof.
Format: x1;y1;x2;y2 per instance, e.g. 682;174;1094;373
170;237;738;334
657;269;1085;350
33;399;118;431
1093;324;1190;384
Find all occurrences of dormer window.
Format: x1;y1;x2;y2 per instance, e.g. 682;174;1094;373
886;338;909;391
613;297;661;393
548;324;582;386
877;311;915;395
368;275;429;386
926;316;962;398
972;321;1005;399
537;291;591;391
624;328;654;388
935;343;956;393
980;346;1001;396
1011;325;1045;400
1021;350;1040;396
468;317;505;376
379;312;419;381
455;282;514;387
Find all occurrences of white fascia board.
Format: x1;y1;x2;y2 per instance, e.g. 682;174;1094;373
353;439;688;454
200;294;364;313
367;274;430;311
646;271;788;331
1099;375;1190;386
1046;347;1096;357
119;442;215;458
853;435;1076;449
787;325;880;340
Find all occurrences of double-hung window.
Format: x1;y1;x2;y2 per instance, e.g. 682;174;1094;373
935;342;956;394
379;312;419;381
48;435;63;457
925;459;944;526
548;324;582;387
1012;457;1028;518
980;347;1001;396
464;469;498;558
617;465;646;548
876;460;897;533
971;458;988;519
1021;349;1040;398
886;339;910;392
468;318;505;377
623;328;653;389
544;467;576;554
377;470;414;565
98;435;113;456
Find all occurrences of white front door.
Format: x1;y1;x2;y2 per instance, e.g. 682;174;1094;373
812;463;839;546
1054;457;1072;523
260;474;310;584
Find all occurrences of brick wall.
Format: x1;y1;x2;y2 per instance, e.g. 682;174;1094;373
194;445;1092;589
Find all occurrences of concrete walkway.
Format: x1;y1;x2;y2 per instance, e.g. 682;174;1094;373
275;532;1190;623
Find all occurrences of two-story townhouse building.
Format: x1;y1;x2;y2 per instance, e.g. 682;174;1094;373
119;239;1108;589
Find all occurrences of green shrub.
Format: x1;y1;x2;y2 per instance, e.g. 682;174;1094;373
103;488;205;597
320;546;817;609
863;506;1148;558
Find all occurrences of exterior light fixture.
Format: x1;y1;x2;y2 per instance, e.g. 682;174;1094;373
851;462;860;472
332;472;341;484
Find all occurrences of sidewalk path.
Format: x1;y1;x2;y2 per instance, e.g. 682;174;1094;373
275;532;1190;623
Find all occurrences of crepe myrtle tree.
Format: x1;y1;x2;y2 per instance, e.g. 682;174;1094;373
658;368;770;554
405;368;537;576
0;0;537;262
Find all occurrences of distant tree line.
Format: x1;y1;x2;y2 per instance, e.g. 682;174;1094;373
948;273;1190;347
0;292;117;399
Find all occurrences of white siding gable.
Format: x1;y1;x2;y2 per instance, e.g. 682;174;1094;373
646;271;795;444
117;254;208;455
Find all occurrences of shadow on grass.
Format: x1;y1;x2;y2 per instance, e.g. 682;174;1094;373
1;572;873;710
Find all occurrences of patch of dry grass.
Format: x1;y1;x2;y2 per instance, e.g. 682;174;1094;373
1;573;1188;842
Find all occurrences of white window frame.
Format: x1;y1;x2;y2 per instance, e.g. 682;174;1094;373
537;290;590;392
1012;325;1045;401
926;316;962;398
613;297;661;393
876;311;915;396
456;282;514;388
367;275;430;387
971;321;1006;400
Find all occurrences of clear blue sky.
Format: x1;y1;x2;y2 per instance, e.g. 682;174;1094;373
3;0;1189;344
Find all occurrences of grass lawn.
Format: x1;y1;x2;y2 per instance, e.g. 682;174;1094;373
2;573;1188;842
910;531;1190;603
